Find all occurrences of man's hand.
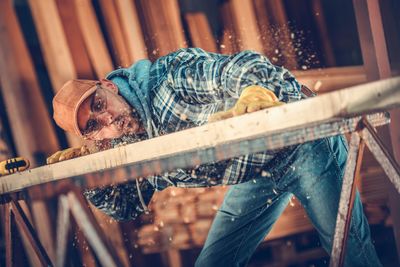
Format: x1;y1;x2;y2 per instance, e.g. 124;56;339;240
208;85;283;122
46;146;90;164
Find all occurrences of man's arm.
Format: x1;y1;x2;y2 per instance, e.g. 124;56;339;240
154;48;302;105
83;179;155;221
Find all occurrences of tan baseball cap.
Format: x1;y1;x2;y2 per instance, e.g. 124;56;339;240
53;79;98;137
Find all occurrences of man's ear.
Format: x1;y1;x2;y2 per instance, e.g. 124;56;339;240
101;79;118;94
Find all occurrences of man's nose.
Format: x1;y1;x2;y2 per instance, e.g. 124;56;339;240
97;112;113;125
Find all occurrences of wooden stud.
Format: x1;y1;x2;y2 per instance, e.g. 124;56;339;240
98;0;131;67
137;0;186;58
27;0;77;90
56;0;96;79
229;0;264;53
0;2;62;264
218;1;239;54
73;0;113;78
114;0;148;62
11;201;53;266
27;0;82;146
184;12;217;52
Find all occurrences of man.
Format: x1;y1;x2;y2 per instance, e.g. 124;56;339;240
48;48;381;266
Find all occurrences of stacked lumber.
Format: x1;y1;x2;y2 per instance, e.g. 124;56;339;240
137;186;316;253
137;171;390;254
137;187;227;253
294;66;367;93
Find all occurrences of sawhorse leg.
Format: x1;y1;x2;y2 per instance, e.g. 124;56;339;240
330;119;400;267
55;188;124;267
4;200;53;267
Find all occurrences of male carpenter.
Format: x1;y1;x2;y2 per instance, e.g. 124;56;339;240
49;48;381;267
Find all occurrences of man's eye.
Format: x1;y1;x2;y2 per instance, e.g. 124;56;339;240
92;99;106;112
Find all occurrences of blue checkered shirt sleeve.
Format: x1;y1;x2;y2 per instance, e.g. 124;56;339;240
147;48;302;189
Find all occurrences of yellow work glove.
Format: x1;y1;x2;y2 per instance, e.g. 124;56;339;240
209;85;284;122
46;145;90;164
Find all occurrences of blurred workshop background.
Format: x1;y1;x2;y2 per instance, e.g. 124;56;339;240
1;0;400;266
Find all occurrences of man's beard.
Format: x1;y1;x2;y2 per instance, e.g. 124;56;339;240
95;110;147;150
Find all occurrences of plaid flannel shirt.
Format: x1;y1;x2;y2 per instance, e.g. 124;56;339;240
85;48;304;220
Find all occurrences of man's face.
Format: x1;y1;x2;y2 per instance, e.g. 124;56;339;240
77;80;144;140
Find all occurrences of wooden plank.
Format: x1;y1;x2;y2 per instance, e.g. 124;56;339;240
27;0;76;90
184;12;217;52
56;0;95;79
0;78;398;196
293;66;367;93
114;0;148;62
229;0;263;53
27;0;82;146
98;0;131;67
137;0;186;58
0;1;62;263
160;0;187;48
218;1;238;54
73;0;113;78
0;1;60;160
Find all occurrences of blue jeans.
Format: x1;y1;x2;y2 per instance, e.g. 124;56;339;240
195;136;382;267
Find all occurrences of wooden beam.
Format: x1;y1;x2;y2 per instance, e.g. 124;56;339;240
229;0;263;53
98;0;131;67
353;0;391;80
114;0;148;62
27;0;76;90
27;0;82;146
73;0;113;78
0;77;399;196
137;0;186;58
218;1;238;54
293;66;367;93
0;1;60;160
56;0;95;79
184;12;217;52
0;1;61;262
